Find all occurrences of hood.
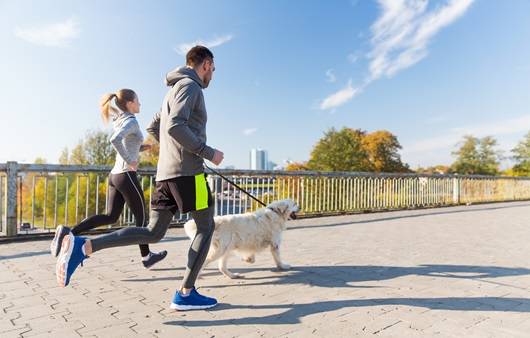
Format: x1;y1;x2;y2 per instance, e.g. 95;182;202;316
112;112;134;129
165;65;205;88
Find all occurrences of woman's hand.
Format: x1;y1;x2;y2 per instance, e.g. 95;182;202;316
129;161;139;171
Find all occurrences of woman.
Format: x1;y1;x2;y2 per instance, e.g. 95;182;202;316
51;89;167;269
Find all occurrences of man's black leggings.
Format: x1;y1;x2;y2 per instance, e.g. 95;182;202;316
71;171;151;257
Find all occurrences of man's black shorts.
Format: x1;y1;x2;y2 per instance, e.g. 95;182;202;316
150;173;213;214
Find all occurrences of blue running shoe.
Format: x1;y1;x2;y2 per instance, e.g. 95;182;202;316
56;233;88;287
170;287;217;311
50;225;71;257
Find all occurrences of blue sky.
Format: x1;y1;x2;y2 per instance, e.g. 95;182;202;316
1;0;529;170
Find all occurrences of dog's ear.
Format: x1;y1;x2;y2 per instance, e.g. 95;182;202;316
278;202;291;217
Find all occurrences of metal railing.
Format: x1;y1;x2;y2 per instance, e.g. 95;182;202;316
1;161;530;238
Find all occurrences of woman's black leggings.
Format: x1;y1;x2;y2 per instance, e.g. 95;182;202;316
71;171;151;257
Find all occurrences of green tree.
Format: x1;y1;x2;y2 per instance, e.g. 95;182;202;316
307;127;410;173
68;129;116;165
59;147;69;164
451;135;503;175
511;130;530;176
307;127;373;172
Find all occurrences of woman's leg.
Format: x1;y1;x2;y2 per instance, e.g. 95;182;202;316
114;172;150;257
71;173;125;235
56;208;174;287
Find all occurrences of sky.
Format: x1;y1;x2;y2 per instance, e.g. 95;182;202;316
1;0;529;170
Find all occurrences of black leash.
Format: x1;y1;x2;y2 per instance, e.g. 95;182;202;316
204;164;267;207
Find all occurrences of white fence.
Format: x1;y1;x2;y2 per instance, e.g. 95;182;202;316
1;162;530;238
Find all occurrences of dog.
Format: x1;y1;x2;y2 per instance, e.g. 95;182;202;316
184;199;301;279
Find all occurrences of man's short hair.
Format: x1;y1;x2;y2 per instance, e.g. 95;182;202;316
186;46;214;66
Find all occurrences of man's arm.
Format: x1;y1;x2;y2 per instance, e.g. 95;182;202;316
146;109;161;142
167;84;216;161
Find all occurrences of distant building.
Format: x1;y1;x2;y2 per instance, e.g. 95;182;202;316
267;161;278;170
250;149;268;170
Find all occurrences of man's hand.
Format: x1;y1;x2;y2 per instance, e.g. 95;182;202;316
211;150;224;166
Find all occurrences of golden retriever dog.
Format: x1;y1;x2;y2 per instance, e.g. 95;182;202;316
184;199;301;279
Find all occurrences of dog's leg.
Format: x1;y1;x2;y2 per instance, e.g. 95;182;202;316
218;256;240;279
242;254;255;263
271;243;291;270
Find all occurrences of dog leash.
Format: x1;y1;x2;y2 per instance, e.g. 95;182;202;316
204;164;267;207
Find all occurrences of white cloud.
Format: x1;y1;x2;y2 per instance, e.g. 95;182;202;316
14;18;81;48
403;115;530;153
318;79;359;110
174;34;233;55
367;0;475;82
325;69;336;83
317;0;474;110
243;128;257;136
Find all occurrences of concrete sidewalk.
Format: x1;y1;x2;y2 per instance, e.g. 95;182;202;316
1;201;530;337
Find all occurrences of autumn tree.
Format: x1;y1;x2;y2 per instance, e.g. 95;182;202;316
362;130;410;173
415;165;452;174
307;127;373;172
285;161;309;171
59;148;69;164
511;130;530;176
307;127;409;173
58;129;116;223
451;135;503;175
138;135;159;167
68;129;116;165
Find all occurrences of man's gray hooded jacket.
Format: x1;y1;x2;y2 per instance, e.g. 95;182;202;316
147;66;215;180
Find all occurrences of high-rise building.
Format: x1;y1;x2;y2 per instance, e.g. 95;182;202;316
249;149;268;170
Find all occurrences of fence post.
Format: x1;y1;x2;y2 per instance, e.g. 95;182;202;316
6;161;18;237
453;175;460;205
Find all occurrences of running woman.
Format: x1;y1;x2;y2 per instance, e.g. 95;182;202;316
51;89;167;269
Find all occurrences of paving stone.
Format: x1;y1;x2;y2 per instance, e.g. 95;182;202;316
0;201;529;337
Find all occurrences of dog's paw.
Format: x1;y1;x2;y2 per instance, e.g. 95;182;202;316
225;272;240;279
279;264;291;270
243;255;256;264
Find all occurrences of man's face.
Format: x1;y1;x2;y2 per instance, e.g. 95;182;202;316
202;59;215;88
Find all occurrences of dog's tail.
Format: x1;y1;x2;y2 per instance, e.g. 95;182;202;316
183;220;197;239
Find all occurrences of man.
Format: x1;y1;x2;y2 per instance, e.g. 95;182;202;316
55;46;224;311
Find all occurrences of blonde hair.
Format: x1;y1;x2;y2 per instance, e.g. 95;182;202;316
99;88;137;125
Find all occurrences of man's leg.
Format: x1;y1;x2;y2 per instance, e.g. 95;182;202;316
181;205;215;289
90;208;174;253
56;208;174;287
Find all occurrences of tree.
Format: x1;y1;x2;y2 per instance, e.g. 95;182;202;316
451;135;503;175
68;129;116;165
362;130;410;173
415;165;451;174
138;135;159;167
306;127;410;173
59;148;69;164
511;130;530;176
285;161;309;171
307;127;373;172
